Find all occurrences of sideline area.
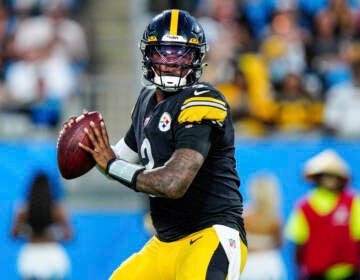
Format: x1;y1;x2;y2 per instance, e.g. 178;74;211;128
0;137;359;279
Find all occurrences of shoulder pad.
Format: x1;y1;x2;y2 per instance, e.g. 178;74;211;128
178;88;227;124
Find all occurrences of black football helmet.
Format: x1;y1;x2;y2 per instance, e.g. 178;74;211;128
140;9;208;91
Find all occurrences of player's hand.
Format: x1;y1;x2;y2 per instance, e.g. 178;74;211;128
78;120;116;171
59;109;89;147
62;116;77;129
57;115;76;149
58;112;81;149
62;109;88;130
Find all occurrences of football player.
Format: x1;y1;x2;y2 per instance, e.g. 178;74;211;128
76;9;247;280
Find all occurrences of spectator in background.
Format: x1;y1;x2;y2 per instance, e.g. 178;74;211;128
216;67;272;137
215;68;250;121
197;0;241;84
297;0;328;31
10;0;82;14
197;16;236;84
43;0;89;65
11;171;73;279
323;61;360;138
285;149;360;280
272;73;323;136
241;172;287;280
0;4;15;81
0;4;12;106
239;0;276;39
260;5;309;88
325;0;355;38
306;9;351;91
237;53;277;135
233;13;258;56
2;15;78;128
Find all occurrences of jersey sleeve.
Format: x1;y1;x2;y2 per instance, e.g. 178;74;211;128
350;196;360;240
174;89;228;157
174;123;212;158
177;90;228;124
284;208;309;245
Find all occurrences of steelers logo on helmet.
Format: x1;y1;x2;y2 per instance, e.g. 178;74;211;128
140;9;208;92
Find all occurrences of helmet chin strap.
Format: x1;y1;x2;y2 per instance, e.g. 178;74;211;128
154;75;186;91
153;69;192;92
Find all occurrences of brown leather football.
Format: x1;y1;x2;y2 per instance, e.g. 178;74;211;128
57;111;102;179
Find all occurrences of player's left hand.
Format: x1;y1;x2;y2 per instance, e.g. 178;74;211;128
79;120;116;171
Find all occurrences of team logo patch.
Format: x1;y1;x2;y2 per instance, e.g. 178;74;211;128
159;112;172;132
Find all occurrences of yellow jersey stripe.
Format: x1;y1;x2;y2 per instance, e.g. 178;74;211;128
170;10;179;36
183;96;226;106
181;100;227;111
178;105;227;123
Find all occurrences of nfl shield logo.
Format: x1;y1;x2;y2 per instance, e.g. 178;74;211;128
229;238;236;249
144;117;150;126
159;112;171;132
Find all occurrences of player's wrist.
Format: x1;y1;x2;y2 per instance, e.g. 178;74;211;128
106;158;144;191
105;157;117;174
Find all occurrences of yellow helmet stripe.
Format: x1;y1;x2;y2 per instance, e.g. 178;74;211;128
169;9;179;36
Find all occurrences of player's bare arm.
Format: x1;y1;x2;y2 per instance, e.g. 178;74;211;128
137;148;204;199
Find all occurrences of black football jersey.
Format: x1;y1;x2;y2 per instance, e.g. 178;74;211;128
124;82;246;243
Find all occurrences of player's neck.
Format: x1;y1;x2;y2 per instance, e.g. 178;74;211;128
156;88;172;103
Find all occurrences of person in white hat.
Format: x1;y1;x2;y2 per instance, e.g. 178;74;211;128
285;149;360;280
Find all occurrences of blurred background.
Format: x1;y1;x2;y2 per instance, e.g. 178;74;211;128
1;0;360;279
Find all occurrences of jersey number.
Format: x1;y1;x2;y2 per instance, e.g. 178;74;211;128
140;138;154;169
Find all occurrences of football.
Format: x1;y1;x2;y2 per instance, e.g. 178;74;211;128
57;111;103;179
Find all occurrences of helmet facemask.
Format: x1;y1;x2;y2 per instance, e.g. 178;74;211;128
141;42;205;92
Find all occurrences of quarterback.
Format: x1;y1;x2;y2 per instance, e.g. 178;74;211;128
77;9;247;280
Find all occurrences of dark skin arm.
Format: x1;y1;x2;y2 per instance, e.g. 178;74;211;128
137;148;203;198
53;203;73;241
79;120;204;199
11;208;27;238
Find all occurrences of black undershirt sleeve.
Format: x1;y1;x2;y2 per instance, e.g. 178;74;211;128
175;123;213;158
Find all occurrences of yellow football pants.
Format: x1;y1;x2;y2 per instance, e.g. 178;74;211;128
109;225;247;280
